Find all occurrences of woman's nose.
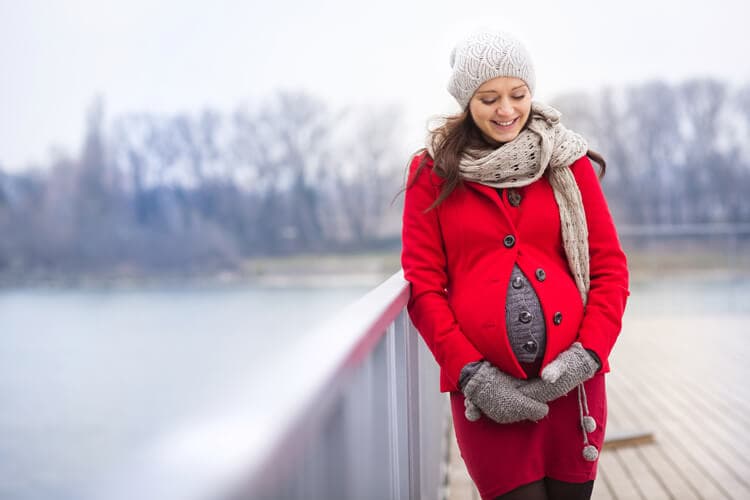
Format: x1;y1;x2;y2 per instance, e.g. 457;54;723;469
495;99;513;116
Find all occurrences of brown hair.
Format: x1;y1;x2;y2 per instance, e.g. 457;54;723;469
398;110;607;212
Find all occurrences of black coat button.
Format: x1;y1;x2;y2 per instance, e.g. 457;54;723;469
508;189;522;207
519;311;532;324
503;235;516;248
522;340;538;353
553;312;563;325
511;276;524;289
535;268;546;281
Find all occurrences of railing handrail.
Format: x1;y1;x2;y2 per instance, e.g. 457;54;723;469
94;270;414;500
243;270;412;494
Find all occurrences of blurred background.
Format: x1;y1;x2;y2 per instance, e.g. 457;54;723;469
1;1;749;499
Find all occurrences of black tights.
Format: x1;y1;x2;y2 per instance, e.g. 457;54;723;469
493;477;594;500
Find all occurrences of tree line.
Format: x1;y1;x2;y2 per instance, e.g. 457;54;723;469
554;79;750;225
0;78;748;280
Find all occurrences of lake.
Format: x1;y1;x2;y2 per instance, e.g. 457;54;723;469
0;283;369;500
0;274;748;499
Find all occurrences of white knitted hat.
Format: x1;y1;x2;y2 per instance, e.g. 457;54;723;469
447;30;536;109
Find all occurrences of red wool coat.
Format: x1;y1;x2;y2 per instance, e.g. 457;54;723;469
401;152;629;393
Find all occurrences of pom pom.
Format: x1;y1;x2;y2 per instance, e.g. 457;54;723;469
583;416;597;433
582;445;599;462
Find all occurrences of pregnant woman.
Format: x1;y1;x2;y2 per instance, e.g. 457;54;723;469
400;29;630;500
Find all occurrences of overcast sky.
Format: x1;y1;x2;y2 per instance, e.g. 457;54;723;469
1;0;749;171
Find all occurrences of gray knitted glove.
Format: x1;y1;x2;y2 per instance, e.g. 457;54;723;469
460;360;549;423
518;342;599;403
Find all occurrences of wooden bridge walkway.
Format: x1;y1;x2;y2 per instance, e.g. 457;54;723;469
445;311;750;500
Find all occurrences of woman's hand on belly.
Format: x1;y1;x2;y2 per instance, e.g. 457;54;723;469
461;360;549;423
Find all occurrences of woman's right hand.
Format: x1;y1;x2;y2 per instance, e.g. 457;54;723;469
461;361;549;423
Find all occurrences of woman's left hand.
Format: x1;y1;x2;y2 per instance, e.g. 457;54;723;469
518;342;599;403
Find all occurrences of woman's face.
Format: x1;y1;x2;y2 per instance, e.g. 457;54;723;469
468;76;532;145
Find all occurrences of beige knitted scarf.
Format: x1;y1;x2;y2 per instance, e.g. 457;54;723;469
430;101;591;304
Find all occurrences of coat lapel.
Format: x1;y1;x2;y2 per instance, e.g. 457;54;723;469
464;180;515;230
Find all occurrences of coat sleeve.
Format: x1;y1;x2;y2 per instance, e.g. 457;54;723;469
571;155;630;370
401;154;484;388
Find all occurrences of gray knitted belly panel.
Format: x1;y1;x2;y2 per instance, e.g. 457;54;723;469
505;264;547;363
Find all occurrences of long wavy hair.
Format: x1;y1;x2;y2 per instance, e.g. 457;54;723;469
398;109;607;212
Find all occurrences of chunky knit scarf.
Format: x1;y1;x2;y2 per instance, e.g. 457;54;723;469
431;101;591;305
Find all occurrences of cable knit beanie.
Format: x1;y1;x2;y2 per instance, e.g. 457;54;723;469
447;30;536;109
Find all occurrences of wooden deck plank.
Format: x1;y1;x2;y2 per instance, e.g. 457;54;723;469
623;348;750;476
640;367;750;472
591;469;615;500
627;325;750;421
644;352;750;433
618;359;750;497
612;314;750;499
612;367;733;498
445;310;750;500
604;378;699;500
598;450;643;500
614;366;740;499
616;447;671;500
678;373;750;430
636;444;700;500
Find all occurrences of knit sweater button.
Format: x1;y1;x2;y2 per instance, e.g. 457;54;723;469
522;340;538;353
519;311;532;323
511;276;524;289
553;312;563;325
503;235;516;248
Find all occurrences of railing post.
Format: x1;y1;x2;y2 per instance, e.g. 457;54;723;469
403;309;424;500
386;320;408;499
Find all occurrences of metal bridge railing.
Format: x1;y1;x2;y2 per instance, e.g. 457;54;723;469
95;270;447;500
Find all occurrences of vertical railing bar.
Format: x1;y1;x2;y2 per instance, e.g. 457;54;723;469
363;346;376;497
396;311;412;500
393;311;412;500
386;323;401;500
345;357;366;500
404;309;422;500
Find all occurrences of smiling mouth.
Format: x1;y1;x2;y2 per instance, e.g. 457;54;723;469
491;117;519;129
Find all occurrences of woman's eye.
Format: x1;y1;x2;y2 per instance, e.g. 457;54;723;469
512;95;526;100
481;100;496;105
